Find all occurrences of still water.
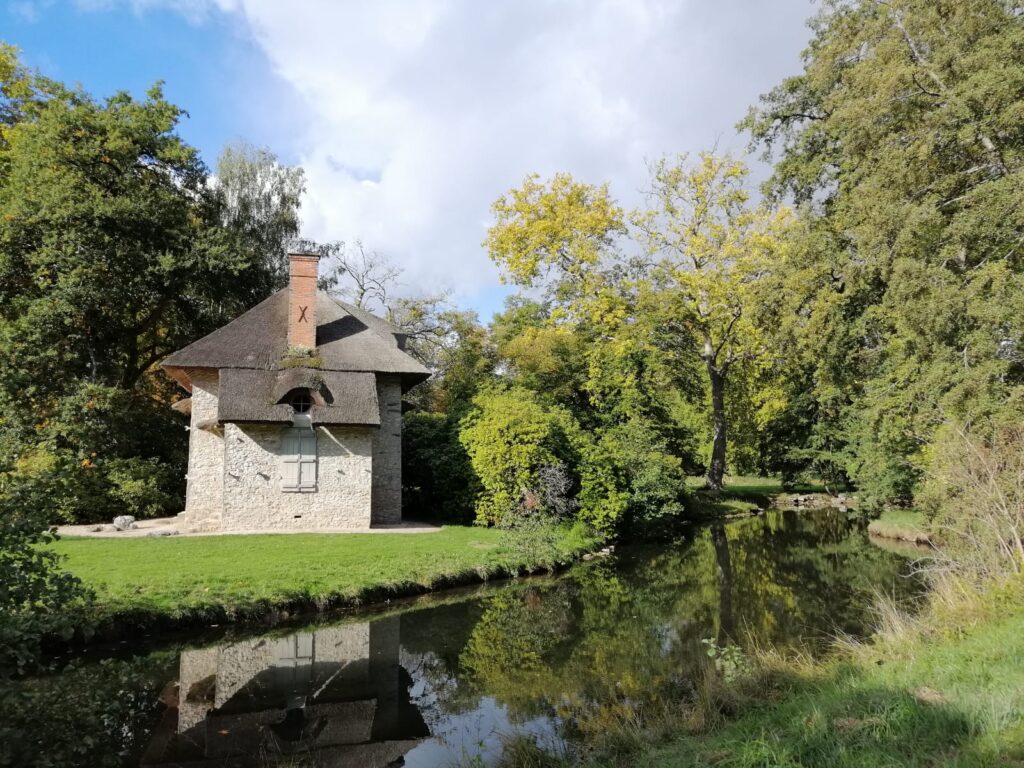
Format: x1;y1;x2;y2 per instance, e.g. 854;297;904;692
10;509;923;767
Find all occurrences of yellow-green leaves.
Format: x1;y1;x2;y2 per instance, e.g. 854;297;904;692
634;152;791;373
485;172;626;309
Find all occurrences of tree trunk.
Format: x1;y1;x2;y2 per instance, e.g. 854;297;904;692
706;361;727;491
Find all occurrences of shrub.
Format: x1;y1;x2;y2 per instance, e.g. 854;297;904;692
594;419;689;537
3;383;187;523
920;418;1024;581
458;388;581;527
0;479;94;676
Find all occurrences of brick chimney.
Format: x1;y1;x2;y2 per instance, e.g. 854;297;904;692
287;248;320;351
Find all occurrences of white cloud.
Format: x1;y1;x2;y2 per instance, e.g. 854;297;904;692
202;1;814;314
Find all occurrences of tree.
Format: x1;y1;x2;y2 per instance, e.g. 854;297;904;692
632;153;790;490
0;69;283;522
484;172;700;531
485;172;627;318
215;141;305;289
318;240;401;313
742;0;1024;504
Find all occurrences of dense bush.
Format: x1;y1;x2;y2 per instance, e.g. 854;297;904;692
455;388;690;538
458;387;582;528
919;413;1024;581
401;411;478;524
594;419;688;536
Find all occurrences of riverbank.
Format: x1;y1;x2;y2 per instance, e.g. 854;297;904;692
868;509;932;545
645;585;1024;768
533;575;1023;768
50;524;600;638
46;479;831;641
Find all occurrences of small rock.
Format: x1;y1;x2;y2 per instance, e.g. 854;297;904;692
90;525;104;533
146;529;178;537
112;515;136;531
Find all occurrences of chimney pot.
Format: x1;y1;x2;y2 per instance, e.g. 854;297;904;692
287;250;320;351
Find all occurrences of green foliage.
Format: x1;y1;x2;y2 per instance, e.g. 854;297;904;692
458;387;582;527
402;411;478;524
587;419;688;536
918;413;1024;580
215;140;305;288
742;0;1024;505
0;485;92;677
401;305;495;417
485;172;626;310
0;49;294;524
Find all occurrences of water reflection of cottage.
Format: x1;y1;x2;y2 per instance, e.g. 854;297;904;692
142;616;428;766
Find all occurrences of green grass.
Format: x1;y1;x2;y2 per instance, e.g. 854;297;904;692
868;509;932;544
685;475;835;496
641;608;1024;768
51;524;597;629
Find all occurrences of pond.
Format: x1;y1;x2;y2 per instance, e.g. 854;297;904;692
5;509;924;767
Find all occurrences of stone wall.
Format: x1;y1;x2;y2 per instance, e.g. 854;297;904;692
221;422;374;530
371;374;403;525
183;370;224;531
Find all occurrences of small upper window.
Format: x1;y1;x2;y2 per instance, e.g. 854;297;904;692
290;390;312;413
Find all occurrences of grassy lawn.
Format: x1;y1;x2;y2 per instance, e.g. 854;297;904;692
868;509;932;544
51;525;596;627
644;607;1024;768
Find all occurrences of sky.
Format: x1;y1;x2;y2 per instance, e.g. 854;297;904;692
3;0;817;319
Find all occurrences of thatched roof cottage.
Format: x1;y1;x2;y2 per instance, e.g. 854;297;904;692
161;249;429;532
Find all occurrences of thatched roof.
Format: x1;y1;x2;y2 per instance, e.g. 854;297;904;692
218;369;380;426
162;290;430;392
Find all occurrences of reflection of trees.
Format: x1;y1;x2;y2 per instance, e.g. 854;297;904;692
0;653;175;768
455;510;921;735
8;512;921;768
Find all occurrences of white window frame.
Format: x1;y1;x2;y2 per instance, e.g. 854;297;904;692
281;426;317;492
